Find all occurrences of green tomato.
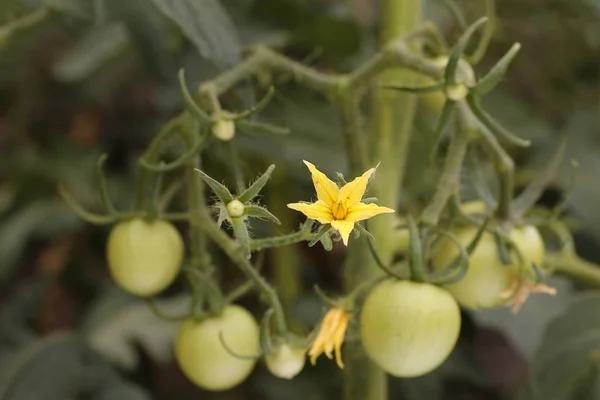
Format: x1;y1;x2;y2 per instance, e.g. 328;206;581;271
175;305;260;391
106;218;184;296
360;279;461;378
264;344;306;380
431;219;545;310
417;56;476;112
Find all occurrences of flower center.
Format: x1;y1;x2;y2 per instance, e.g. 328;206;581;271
331;200;347;220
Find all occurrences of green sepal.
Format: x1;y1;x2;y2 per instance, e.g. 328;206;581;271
238;164;275;203
430;99;456;162
96;153;118;215
320;234;333;251
430;217;489;285
467;0;496;65
334;172;347;187
382;81;444;93
308;225;332;247
218;331;262;360
361;197;379;204
313;284;338;307
512;136;567;216
244;205;281;225
232;86;275;120
178;69;211;123
407;215;427;282
467;94;531;148
445;17;488;85
194;168;234;203
471;43;521;95
236;119;291;136
493;230;513;265
355;223;375;241
58;184;115;225
140;131;209;172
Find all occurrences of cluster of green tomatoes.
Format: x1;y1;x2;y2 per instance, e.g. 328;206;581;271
105;198;546;390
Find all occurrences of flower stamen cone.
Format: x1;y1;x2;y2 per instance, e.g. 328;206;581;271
287;161;394;246
307;307;349;369
499;277;557;314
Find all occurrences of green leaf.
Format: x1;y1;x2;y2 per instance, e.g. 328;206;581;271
0;201;81;283
0;333;88;400
472;43;522;96
84;284;190;370
149;0;240;68
52;22;130;82
244;205;281;225
238;164;275;203
194;168;234;203
105;0;174;80
520;293;600;400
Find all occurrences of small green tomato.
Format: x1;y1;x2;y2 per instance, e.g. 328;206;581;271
175;305;260;391
431;201;545;309
106;218;184;296
265;344;306;380
360;279;461;378
226;199;245;218
417;56;476;111
212;118;235;141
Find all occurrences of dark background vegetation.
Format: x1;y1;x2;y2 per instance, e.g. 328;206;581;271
1;0;600;399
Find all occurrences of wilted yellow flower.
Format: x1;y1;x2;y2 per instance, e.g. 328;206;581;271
308;307;350;368
287;161;394;246
499;277;557;314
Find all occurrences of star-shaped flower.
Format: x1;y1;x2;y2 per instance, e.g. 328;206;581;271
307;307;350;368
287;161;394;246
498;277;557;314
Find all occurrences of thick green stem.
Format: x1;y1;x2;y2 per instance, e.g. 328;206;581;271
343;1;422;400
551;254;600;289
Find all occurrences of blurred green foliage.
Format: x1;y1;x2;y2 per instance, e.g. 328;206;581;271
0;0;600;399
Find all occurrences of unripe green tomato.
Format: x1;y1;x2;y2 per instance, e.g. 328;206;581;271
265;344;306;380
106;218;184;296
360;279;461;378
175;305;260;391
417;56;476;112
212;119;235;141
431;219;545;310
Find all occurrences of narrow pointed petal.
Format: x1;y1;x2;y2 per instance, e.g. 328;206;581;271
338;168;375;209
331;220;355;246
346;202;395;222
303;160;339;207
287;200;333;224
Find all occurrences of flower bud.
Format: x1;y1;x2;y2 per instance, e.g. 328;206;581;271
265;344;306;379
212;118;235;141
226;199;245;218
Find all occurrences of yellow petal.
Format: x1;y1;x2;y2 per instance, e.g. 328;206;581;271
303;160;339;207
337;168;375;209
331;220;355;246
346;202;395;222
287;200;333;224
333;315;348;369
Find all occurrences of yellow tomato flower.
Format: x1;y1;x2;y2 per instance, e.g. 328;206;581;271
287;161;395;246
499;277;557;314
308;307;349;368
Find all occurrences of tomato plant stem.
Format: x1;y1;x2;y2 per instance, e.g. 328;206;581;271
343;0;422;399
551;253;600;288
